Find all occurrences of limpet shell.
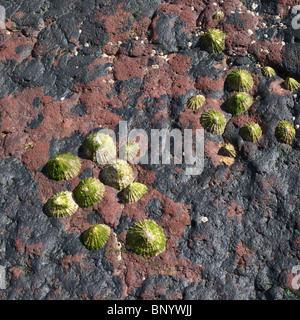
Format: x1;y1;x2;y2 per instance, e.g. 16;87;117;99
101;159;134;190
220;143;237;158
126;219;166;257
120;141;140;161
82;224;111;251
275;121;296;145
122;182;148;203
45;191;78;218
240;122;262;142
186;94;206;110
74;177;105;208
226;69;254;92
284;77;300;91
46;153;81;181
83;132;116;164
200;110;226;135
261;66;276;77
201;28;226;53
226;92;253;115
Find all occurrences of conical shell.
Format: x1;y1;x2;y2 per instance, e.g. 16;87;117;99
240;123;262;142
119;141;140;161
123;182;148;203
201;28;226;53
46;153;81;181
284;77;300;91
83;132;116;163
226;92;253;115
45;191;78;218
82;224;111;251
200;110;226;135
226;69;254;92
74;177;105;208
186;94;206;110
127;220;166;257
275;121;296;145
101;159;134;190
220;143;237;158
261;66;276;77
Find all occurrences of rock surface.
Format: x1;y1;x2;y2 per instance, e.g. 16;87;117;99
0;0;299;300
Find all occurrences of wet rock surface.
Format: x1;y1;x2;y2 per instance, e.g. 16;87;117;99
0;0;299;300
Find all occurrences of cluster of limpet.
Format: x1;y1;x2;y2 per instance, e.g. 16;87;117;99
275;121;296;145
226;92;253;115
126;220;166;257
81;224;111;251
83;132;116;164
240;123;262;142
200;110;226;135
101;159;134;190
46;153;81;181
186;94;206;110
122;182;148;204
226;69;254;92
201;28;226;53
45;191;78;218
74;177;105;208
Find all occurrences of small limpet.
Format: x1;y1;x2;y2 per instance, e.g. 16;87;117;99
201;28;226;53
81;224;111;251
83;132;116;164
226;69;254;92
261;66;276;77
119;141;140;161
45;191;78;218
186;94;206;110
220;143;237;158
275;121;296;145
122;182;148;203
284;77;300;91
200;110;226;135
74;177;105;208
226;92;253;115
126;219;166;257
101;159;134;190
46;153;81;181
240;122;262;142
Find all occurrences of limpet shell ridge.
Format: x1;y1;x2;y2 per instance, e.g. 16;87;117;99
240;122;262;142
45;191;78;218
275;121;296;145
82;224;111;251
200;110;226;135
122;182;148;203
201;28;226;53
186;94;206;110
226;69;254;92
226;92;253;116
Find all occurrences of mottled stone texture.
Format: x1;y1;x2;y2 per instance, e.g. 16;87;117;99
0;0;299;300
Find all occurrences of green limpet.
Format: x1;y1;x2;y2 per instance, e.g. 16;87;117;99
226;92;253;115
74;177;105;208
201;28;226;53
126;220;166;257
226;69;254;92
82;224;111;251
101;159;134;190
123;182;148;204
275;121;296;145
45;191;78;218
261;66;276;77
200;110;226;135
46;153;81;181
240;122;262;142
120;141;140;161
220;143;237;158
83;132;116;163
186;94;206;110
284;77;300;91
